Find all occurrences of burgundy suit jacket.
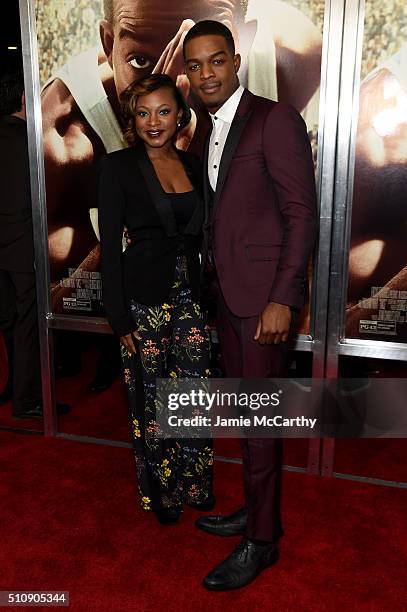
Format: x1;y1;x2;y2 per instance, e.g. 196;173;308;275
203;89;318;317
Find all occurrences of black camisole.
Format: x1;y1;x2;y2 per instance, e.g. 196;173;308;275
167;190;197;233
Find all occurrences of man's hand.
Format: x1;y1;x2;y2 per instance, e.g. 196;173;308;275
153;19;195;85
120;330;142;356
254;302;292;345
153;19;197;151
124;226;131;246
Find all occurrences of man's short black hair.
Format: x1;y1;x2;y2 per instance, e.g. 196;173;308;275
183;20;235;59
0;71;24;116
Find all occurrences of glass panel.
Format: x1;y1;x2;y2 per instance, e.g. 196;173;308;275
34;0;324;447
334;356;407;483
53;329;128;441
346;1;407;343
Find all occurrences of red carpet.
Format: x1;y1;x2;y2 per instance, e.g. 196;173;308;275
1;347;406;481
334;439;407;482
0;431;406;611
1;380;406;482
0;341;311;468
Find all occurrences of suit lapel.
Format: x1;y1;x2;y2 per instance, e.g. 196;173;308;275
202;131;211;210
213;89;253;212
134;144;178;238
202;131;214;228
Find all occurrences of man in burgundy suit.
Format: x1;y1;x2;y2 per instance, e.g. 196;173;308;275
183;21;317;590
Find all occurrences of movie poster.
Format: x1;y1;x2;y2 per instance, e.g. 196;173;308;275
346;0;407;342
35;0;323;330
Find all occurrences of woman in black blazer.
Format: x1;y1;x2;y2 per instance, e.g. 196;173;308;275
98;74;213;524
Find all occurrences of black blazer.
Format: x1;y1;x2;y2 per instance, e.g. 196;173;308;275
98;142;205;337
0;115;35;272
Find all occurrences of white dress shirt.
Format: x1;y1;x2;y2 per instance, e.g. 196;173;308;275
208;85;245;191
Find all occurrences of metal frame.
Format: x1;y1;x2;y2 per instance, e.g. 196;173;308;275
339;339;407;361
325;0;365;379
307;0;347;473
47;314;112;334
321;0;365;475
19;0;56;436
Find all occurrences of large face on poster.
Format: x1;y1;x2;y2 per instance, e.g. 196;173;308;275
36;0;323;325
346;1;407;342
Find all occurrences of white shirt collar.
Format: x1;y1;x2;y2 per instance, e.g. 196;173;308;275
210;85;245;126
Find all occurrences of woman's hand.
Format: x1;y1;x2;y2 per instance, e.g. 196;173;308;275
120;330;142;356
175;106;197;151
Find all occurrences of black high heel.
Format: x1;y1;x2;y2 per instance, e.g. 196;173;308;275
186;494;216;512
155;507;182;525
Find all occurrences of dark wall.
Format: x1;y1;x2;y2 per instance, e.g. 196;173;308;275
1;1;22;78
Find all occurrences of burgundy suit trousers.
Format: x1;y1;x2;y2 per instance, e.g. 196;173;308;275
217;288;292;543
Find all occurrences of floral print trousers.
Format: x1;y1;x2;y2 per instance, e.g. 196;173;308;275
122;256;213;512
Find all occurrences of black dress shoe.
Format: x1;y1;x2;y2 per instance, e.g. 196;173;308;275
186;494;216;511
56;402;71;415
55;363;82;379
203;538;279;591
12;405;43;419
0;387;12;405
195;506;247;536
155;507;181;525
12;402;71;419
87;373;118;393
